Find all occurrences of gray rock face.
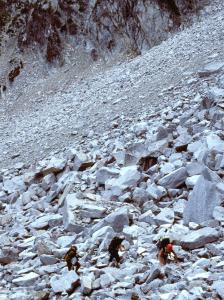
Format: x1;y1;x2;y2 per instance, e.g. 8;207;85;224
183;175;220;224
180;227;219;250
158;167;188;188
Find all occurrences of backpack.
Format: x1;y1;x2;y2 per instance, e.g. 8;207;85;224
156;237;170;250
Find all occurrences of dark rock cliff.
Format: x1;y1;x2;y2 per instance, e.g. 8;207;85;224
0;0;208;90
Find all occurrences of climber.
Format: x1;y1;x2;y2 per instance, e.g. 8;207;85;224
108;236;125;267
156;237;178;265
64;245;80;273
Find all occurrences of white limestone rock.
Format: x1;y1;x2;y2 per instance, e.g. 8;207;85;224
180;227;219;250
3;176;26;194
12;272;40;287
146;183;167;201
63;193;106;232
105;166;141;190
50;271;79;293
212;206;224;222
96;167;119;185
158;167;188;188
206;133;224;153
183;174;220;224
30;214;62;229
81;274;95;295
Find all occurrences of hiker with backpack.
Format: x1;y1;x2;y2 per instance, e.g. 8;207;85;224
156;237;179;265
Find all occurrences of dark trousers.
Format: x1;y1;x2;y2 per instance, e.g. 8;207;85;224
109;251;120;263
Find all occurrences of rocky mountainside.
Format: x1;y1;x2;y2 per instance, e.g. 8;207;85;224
1;0;224;299
0;0;207;90
0;58;224;299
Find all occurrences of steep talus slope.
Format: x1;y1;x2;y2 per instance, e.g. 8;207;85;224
0;0;223;169
0;0;207;90
0;1;224;299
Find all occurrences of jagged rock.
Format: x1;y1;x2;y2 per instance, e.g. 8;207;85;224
180;227;219;250
132;122;148;136
175;133;192;152
43;157;66;174
147;139;169;157
139;210;155;224
145;264;161;284
206;133;224;153
12;272;40;287
211;281;224;299
185;175;200;188
132;187;149;206
146;183;167;201
96;167;119;185
183;174;220;224
100;273;116;288
212;206;224;221
63;193;106;232
198;62;224;77
105;166;141;190
57;235;76;248
0;191;8;203
173;199;187;217
3;176;26;194
154;208;174;225
186;162;205;176
39;254;59;265
81;274;95;295
92;225;115;241
156;126;168;141
200;91;216;109
104;206;130;232
0;247;18;264
41;174;56;191
160;163;175;175
158;167;188;188
30;214;63;229
50;271;80;293
71;151;93;171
